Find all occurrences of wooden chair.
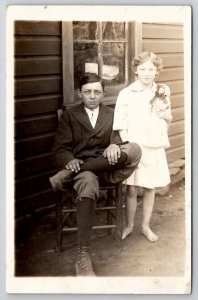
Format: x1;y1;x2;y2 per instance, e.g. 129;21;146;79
55;182;123;252
53;109;123;252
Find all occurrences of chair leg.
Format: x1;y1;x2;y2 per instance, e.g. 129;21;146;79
115;183;123;240
107;190;113;224
107;189;114;234
56;191;63;252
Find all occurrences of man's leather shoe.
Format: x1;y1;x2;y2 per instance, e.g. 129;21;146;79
75;246;96;276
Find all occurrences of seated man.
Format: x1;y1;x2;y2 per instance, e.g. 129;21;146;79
49;72;142;276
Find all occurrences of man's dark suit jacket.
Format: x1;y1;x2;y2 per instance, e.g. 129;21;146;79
53;103;122;170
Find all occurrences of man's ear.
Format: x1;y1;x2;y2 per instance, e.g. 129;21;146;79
78;89;82;99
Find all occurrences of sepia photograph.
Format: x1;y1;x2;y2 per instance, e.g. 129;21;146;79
5;5;191;294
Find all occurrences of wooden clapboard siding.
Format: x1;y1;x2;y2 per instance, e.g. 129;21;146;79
142;23;183;39
15;37;61;56
15;56;61;76
169;120;184;136
158;53;184;68
171;94;184;108
15;133;56;160
166;80;184;95
172;107;185;122
15;94;62;117
143;39;183;53
169;133;185;150
15;21;62;219
15;190;55;219
15;21;61;35
15;75;62;96
142;22;185;163
15;152;54;180
158;67;184;81
15;171;56;200
166;146;185;163
15;114;58;138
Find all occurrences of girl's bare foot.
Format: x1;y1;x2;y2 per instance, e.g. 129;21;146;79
122;226;134;240
142;226;158;242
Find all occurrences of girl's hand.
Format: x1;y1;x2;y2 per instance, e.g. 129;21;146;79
158;110;173;124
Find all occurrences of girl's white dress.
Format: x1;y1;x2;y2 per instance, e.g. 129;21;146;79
113;80;171;189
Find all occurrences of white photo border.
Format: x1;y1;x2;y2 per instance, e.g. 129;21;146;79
2;2;192;296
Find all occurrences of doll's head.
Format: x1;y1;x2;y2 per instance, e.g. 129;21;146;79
131;52;163;75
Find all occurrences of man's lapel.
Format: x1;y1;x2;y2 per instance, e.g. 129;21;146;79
72;103;111;134
72;103;93;131
94;104;111;133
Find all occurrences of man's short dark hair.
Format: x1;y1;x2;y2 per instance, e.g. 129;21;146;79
79;73;105;91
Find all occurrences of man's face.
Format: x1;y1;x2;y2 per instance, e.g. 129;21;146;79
78;82;104;110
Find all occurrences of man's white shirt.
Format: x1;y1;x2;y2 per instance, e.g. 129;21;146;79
84;106;99;128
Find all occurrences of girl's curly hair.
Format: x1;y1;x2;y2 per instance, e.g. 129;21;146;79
131;52;163;74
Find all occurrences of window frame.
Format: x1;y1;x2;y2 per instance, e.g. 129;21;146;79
62;21;141;107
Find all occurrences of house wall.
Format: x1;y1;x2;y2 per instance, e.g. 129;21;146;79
14;21;185;220
14;21;62;219
142;23;184;163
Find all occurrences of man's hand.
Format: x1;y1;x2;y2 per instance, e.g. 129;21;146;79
65;159;84;173
103;144;121;165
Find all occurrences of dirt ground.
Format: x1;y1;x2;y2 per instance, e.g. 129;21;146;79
15;180;185;277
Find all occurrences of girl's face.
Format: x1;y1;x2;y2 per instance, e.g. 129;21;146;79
136;60;158;87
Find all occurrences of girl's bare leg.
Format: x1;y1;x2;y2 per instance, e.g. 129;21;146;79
141;188;158;242
122;186;138;240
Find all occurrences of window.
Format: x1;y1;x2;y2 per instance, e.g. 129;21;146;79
62;21;135;106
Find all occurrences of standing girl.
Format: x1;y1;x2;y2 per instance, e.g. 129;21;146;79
113;52;172;242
